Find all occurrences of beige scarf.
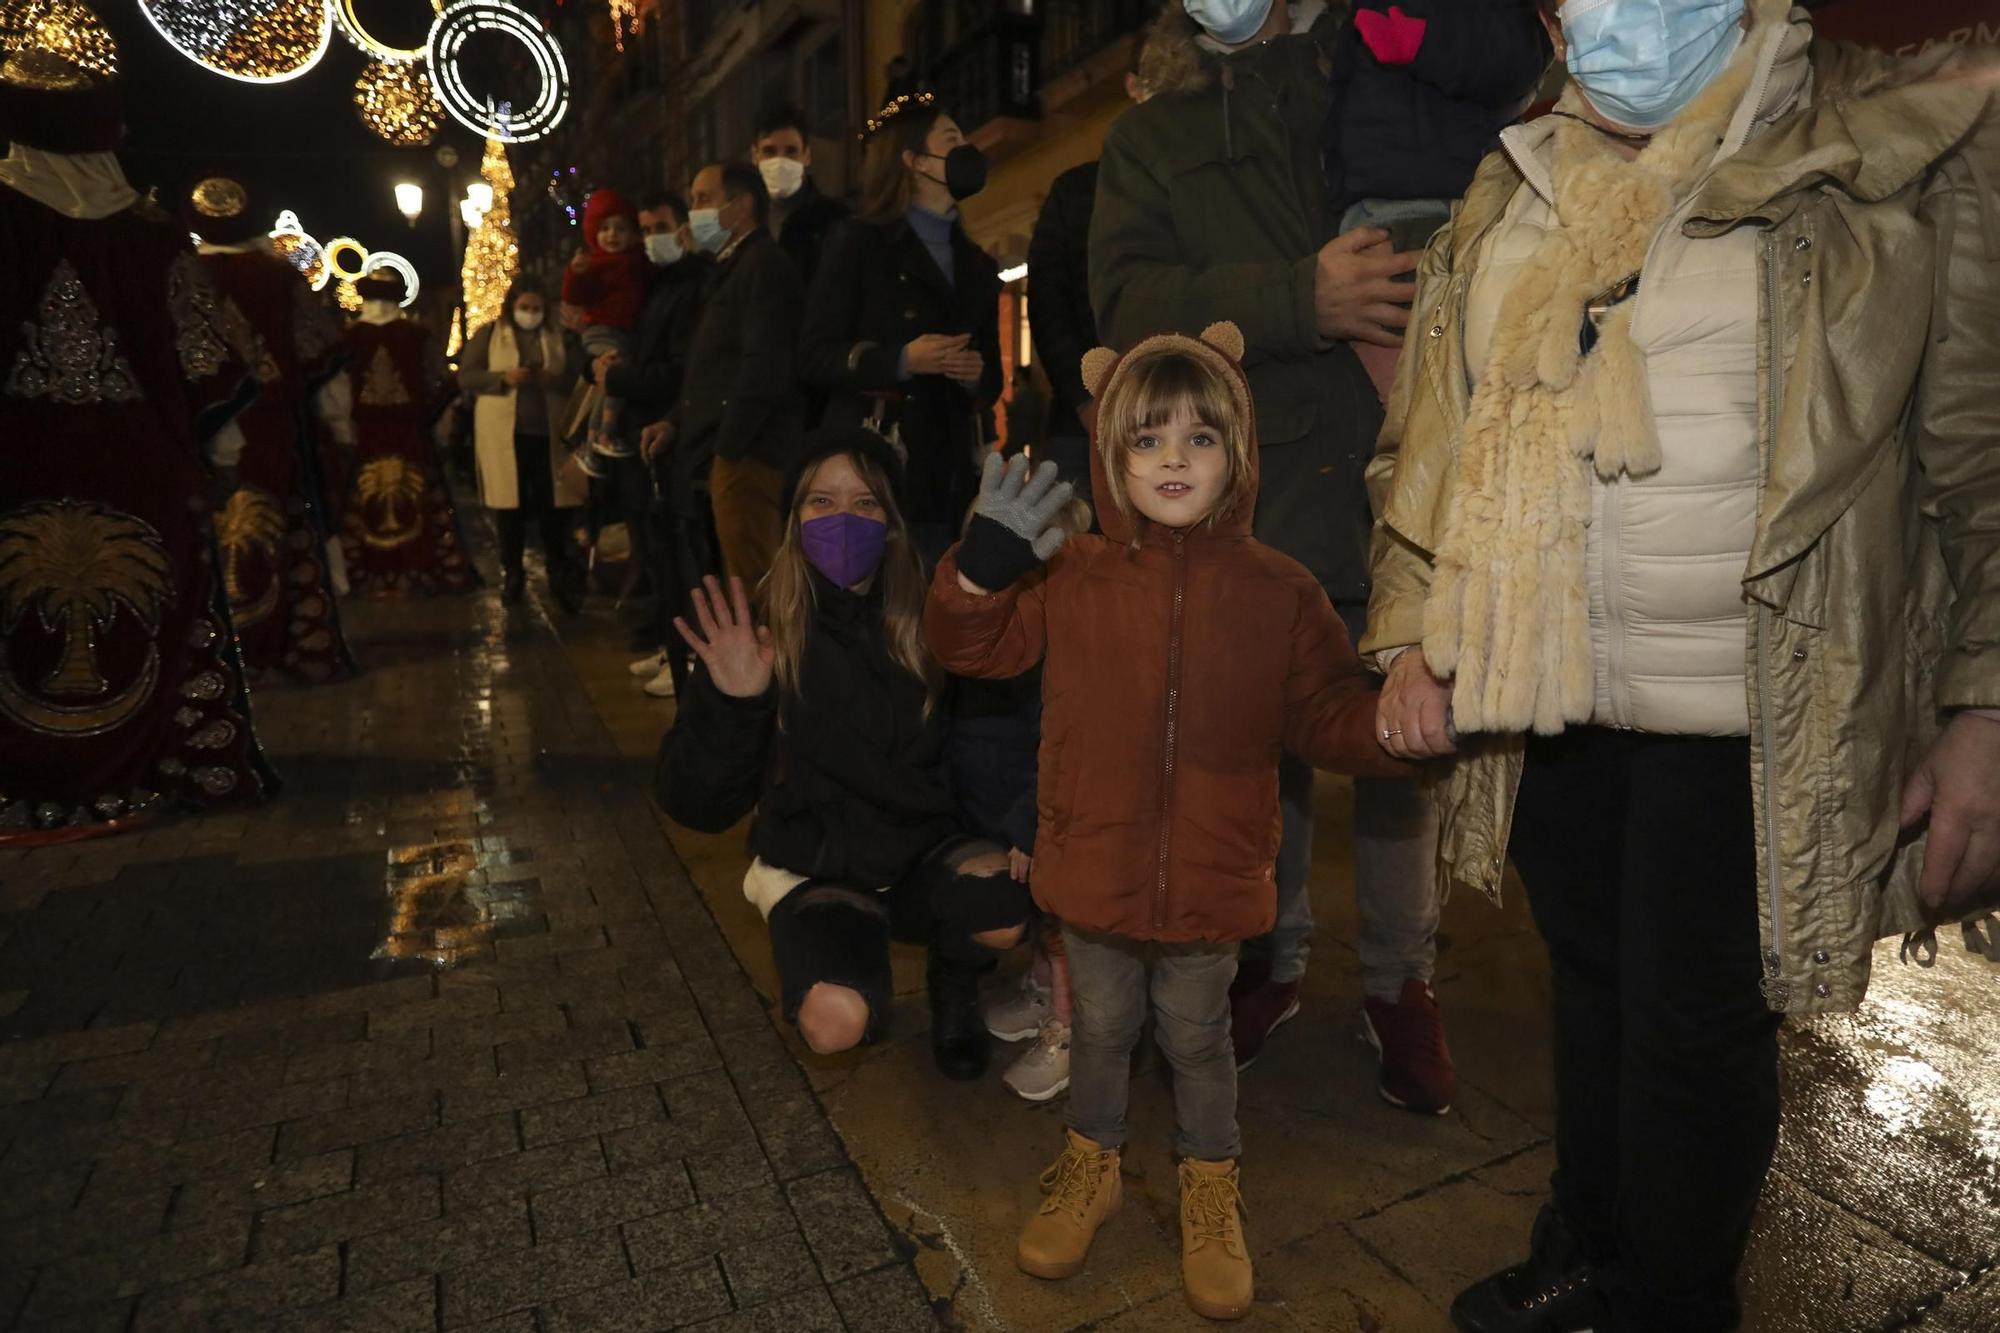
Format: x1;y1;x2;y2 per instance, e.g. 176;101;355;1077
1422;16;1769;737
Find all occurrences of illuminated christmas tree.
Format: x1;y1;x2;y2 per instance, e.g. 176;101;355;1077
453;128;518;355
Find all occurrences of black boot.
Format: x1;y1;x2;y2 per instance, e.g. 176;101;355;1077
551;557;586;617
926;949;990;1082
1451;1204;1606;1332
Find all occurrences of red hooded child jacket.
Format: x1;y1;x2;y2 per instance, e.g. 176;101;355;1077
562;188;649;330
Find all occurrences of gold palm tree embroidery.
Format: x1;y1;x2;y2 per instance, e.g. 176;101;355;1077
359;344;412;407
0;501;174;736
354;456;428;549
217;487;286;626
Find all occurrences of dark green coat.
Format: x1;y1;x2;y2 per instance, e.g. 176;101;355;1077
1090;7;1381;603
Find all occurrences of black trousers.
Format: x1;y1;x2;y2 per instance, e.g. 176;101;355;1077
494;433;571;579
1509;728;1781;1333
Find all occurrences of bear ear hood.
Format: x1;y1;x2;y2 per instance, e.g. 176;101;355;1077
1080;321;1260;544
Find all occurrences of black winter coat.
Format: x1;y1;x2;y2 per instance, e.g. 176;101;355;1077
1026;162;1098;443
671;229;805;470
948;669;1041;856
1323;0;1549;214
800;214;1003;528
773;177;850;291
601;252;709;422
654;572;961;887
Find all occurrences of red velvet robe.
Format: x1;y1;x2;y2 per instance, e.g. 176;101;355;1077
0;187;278;842
202;249;356;681
337;318;477;597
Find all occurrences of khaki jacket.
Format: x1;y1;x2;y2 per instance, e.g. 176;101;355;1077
1361;35;2000;1013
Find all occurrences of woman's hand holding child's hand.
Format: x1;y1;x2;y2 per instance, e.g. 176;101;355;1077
674;575;774;698
1377;647;1457;760
954;452;1075;595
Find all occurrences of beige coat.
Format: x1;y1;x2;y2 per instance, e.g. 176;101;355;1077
1362;19;2000;1014
458;319;583;510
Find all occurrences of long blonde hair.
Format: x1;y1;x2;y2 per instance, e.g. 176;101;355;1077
764;448;938;714
1095;347;1253;539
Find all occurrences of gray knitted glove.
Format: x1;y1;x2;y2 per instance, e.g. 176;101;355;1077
957;451;1075;591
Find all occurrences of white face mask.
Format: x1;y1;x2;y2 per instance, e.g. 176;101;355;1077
1184;0;1275;45
758;156;806;200
513;308;545;331
644;231;684;265
688;207;729;254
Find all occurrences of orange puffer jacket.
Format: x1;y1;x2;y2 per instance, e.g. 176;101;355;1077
925;326;1411;944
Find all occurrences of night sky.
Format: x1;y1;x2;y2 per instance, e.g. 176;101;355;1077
100;0;570;293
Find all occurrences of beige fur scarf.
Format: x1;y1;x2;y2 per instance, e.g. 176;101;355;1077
1422;19;1768;737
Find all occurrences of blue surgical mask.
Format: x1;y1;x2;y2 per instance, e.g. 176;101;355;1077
1183;0;1275;46
688;207;728;254
1563;0;1746;131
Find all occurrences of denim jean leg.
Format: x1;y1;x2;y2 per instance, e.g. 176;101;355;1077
1255;753;1316;984
1353;774;1441;1001
1151;946;1241;1161
1062;928;1149;1150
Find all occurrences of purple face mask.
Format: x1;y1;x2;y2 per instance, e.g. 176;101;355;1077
800;512;889;588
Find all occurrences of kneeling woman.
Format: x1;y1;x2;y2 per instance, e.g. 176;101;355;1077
656;428;1031;1077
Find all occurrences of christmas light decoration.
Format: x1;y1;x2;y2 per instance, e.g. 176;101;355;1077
325;237;371;282
335;277;361;312
0;0;118;77
354;58;443;146
332;0;439;63
427;1;569;144
136;0;332;84
363;250;421;307
454;130;517;354
270;211;330;291
607;0;634;53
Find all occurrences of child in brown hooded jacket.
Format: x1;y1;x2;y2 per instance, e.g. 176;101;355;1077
924;322;1409;1321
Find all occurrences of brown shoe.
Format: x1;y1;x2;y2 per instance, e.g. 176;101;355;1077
1179;1157;1253;1320
1016;1129;1122;1279
1361;978;1456;1115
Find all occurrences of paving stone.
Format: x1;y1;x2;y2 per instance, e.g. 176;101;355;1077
21;1215;250;1319
687;1136;776;1201
171;1149;356;1229
719;1231;822;1307
442;1059;589;1123
0;1183;171;1268
0;1022;158;1072
180;1075;349;1139
345;1043;497;1101
276;1091;437;1158
265;1275;438;1333
87;1125;278;1195
254;1174;442;1258
784;1168;900;1283
128;1243;341;1331
15;1296;137;1332
744;1090;845;1182
520;1084;666;1149
49;1040;220;1095
545;1262;732;1331
530;1160;696;1241
684;1287;844;1332
438;1229;631;1326
0;1159;89;1222
215;1012;368;1064
286;1030;431;1085
828;1263;941;1333
496;1018;636;1076
346;1200;534;1291
584;1040;720;1093
355;1111;520;1183
622;1185;797;1276
445;1136;607;1212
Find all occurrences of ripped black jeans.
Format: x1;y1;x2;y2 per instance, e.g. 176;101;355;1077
764;837;1033;1040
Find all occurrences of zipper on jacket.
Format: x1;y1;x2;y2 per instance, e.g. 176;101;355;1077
1156;531;1186;933
1754;230;1791;1011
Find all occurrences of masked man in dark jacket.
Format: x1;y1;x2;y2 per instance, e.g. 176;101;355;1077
1090;0;1453;1112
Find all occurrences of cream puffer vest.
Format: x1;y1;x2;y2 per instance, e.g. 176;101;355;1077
1461;39;1811;736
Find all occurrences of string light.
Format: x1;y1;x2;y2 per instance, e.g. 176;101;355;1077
454;129;517;355
270;211;330;291
607;0;634;53
363;250;421;308
331;0;439;63
325;236;371;282
335;277;361;312
426;0;568;144
0;0;118;77
354;58;443;145
136;0;331;84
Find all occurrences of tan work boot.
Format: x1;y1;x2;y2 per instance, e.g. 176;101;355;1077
1016;1129;1123;1279
1179;1157;1252;1320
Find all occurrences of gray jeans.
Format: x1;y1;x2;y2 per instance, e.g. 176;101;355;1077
1246;603;1442;999
1063;927;1240;1162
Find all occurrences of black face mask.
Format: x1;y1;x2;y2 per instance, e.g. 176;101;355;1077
921;144;988;201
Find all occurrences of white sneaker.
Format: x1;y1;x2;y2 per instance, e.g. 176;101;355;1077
642;663;677;698
629;649;670;677
985;973;1051;1042
1003;1020;1071;1102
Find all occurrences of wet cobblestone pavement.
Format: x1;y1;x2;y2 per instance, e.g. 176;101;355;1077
4;520;1997;1332
0;549;937;1331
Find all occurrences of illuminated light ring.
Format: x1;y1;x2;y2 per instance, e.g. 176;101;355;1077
136;0;333;85
332;0;441;63
362;250;421;308
427;1;569;144
324;237;371;281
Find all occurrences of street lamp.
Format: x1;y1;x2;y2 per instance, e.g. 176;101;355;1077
394;181;424;226
466;182;493;214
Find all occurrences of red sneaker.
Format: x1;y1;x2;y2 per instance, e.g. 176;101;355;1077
1361;979;1456;1115
1229;978;1300;1071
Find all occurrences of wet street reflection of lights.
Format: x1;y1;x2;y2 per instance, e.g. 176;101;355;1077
372;836;539;967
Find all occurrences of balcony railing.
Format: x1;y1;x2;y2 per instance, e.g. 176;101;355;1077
1040;0;1151;83
925;12;1041;137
